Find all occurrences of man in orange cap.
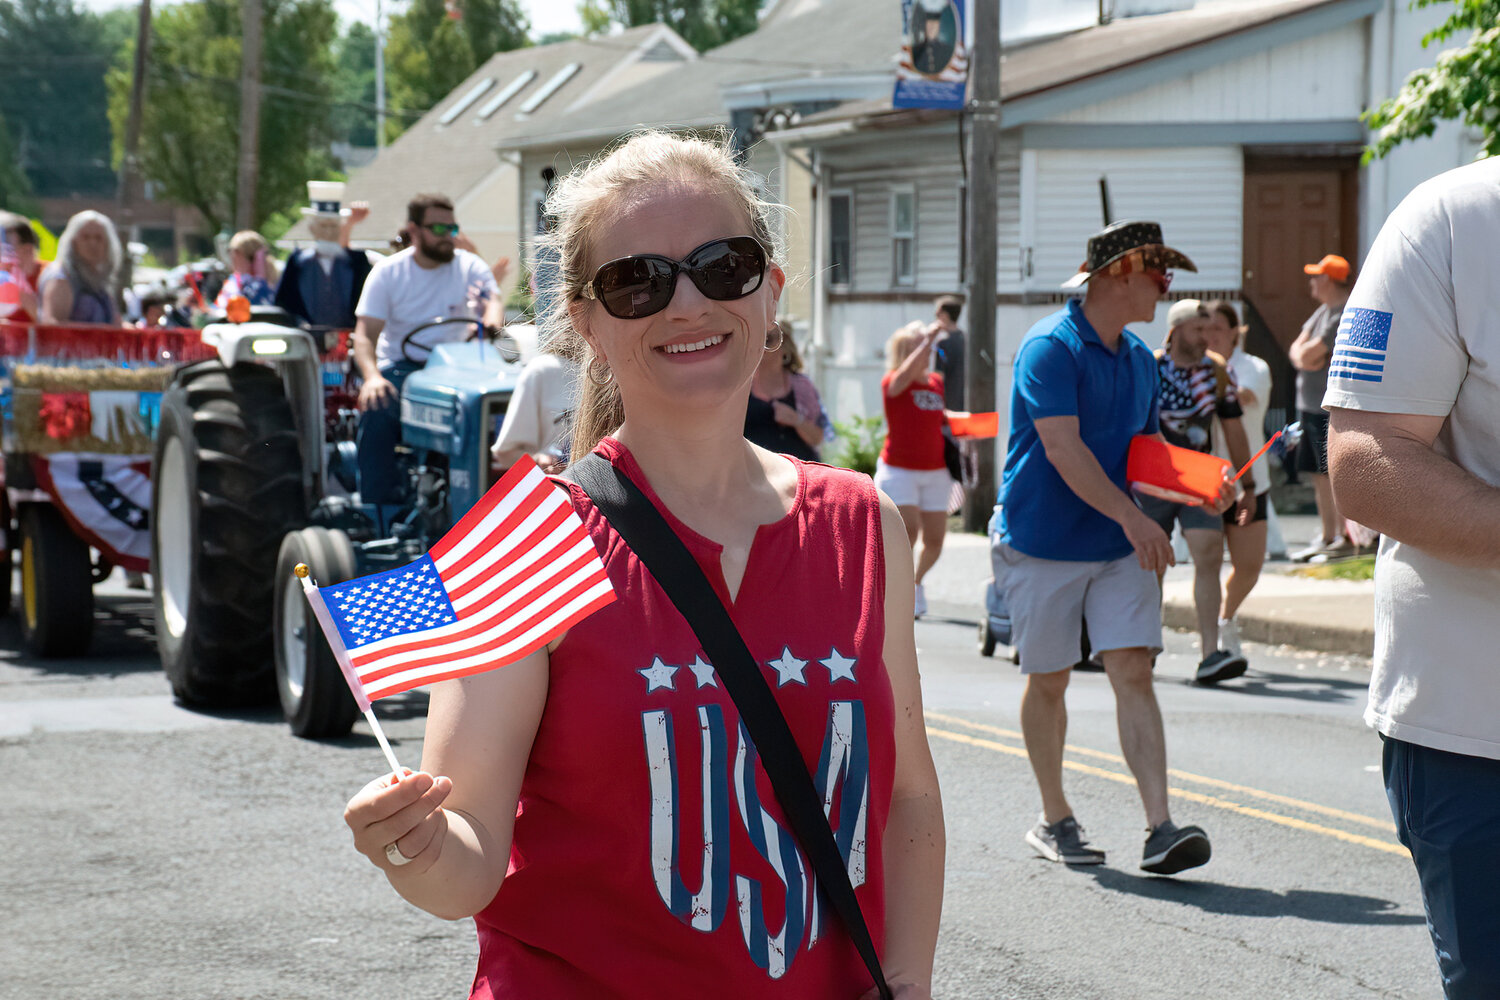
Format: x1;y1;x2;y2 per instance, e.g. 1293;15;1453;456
1287;253;1354;560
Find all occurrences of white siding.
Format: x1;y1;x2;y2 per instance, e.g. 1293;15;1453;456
1047;24;1367;125
1032;147;1243;293
916;177;959;290
850;183;890;292
995;139;1022;294
834;136;1021;294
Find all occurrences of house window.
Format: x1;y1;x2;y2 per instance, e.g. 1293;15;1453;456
891;186;915;286
437;78;494;126
828;190;852;287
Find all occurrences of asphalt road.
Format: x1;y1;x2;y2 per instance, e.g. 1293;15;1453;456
2;578;1439;1000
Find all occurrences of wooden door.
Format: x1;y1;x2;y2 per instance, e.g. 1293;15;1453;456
1241;156;1359;414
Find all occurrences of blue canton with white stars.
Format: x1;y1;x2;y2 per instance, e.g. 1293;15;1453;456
322;554;458;651
1329;307;1393;384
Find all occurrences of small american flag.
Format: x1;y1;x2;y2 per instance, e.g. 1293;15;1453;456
1329;307;1393;384
303;456;615;707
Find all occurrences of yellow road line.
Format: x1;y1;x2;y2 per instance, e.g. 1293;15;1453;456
925;722;1409;858
925;710;1398;833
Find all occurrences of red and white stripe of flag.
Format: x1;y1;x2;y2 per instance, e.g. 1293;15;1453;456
346;457;614;701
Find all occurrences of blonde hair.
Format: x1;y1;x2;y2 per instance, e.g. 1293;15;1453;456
779;325;805;373
885;320;928;372
227;230;279;285
536;130;786;464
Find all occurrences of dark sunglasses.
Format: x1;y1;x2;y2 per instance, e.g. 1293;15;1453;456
580;236;768;320
421;222;460;238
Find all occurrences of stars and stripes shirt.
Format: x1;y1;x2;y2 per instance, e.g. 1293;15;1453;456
471;437;897;999
1155;353;1242;454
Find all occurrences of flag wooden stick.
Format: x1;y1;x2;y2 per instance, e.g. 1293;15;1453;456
295;564;405;780
1232;429;1282;484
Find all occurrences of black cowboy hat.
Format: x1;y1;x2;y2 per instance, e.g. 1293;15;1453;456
1061;220;1196;289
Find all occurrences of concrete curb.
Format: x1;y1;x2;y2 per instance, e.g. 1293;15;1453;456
1161;598;1374;658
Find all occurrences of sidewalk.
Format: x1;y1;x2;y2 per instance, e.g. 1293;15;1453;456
922;513;1375;658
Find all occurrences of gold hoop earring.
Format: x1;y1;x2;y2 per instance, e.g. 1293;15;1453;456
586;357;614;387
764;324;784;353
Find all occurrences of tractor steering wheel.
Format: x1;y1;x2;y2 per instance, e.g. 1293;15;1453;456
398;317;522;365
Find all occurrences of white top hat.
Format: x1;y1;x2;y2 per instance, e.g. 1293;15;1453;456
302;180;348;218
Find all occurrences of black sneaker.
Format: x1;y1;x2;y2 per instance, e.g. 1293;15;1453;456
1074;653;1106;672
1141;820;1211;875
1025;814;1106;865
1195;650;1247;685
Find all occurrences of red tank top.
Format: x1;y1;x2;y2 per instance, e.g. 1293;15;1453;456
471;438;894;999
879;371;946;470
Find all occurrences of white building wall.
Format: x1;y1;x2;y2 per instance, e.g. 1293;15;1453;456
455;162;521;299
1361;0;1483;255
817;137;1022;429
1046;23;1368;124
1032;146;1243;300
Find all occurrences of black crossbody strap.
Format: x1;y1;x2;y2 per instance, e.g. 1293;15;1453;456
569;454;892;1000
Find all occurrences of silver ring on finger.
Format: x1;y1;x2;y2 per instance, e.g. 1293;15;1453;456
384;841;414;866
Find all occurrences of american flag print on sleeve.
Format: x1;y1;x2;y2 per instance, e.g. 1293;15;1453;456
1329;307;1394;384
313;457;616;702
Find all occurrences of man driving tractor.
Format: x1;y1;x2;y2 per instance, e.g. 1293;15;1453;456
352;193;505;505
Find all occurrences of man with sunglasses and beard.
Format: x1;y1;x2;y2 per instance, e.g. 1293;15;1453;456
352;193;504;505
995;220;1232;875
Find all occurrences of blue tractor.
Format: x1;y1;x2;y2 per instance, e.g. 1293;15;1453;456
150;314;530;738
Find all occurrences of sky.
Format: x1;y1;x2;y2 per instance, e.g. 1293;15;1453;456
78;0;585;38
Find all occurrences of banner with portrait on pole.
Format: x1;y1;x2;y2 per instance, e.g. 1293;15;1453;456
893;0;969;110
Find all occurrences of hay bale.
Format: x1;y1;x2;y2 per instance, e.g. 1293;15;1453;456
11;364;175;393
10;386;158;456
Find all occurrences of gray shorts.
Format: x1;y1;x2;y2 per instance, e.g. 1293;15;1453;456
992;540;1163;674
1137;493;1222;534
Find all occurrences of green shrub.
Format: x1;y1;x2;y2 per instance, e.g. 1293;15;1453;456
829;415;885;477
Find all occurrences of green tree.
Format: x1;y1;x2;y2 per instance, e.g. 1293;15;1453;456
107;0;341;233
383;0;530;143
332;20;378;148
1365;0;1500;160
0;109;40;216
577;0;763;51
0;0;125;198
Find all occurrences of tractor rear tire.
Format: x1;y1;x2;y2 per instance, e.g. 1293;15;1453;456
18;503;93;657
274;527;360;739
152;361;306;707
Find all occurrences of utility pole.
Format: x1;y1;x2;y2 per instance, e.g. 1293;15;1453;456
962;0;1000;532
235;0;264;230
116;0;152;228
375;0;386;149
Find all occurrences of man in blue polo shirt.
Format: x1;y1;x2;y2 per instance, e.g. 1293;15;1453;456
996;220;1231;875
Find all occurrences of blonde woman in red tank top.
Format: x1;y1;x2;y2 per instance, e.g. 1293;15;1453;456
342;132;945;1000
875;322;971;618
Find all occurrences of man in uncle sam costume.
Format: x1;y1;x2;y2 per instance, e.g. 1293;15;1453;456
274;180;374;330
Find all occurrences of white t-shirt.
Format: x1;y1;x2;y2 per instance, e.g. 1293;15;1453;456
355;247;499;368
1323;157;1500;760
1212;346;1272;495
490;353;580;461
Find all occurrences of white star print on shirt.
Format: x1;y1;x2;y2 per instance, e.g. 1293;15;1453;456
767;647;808;687
638;657;679;693
687;656;718;689
820;648;857;684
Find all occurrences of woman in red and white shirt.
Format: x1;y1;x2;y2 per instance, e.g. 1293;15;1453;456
342;132;944;1000
876;321;968;617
